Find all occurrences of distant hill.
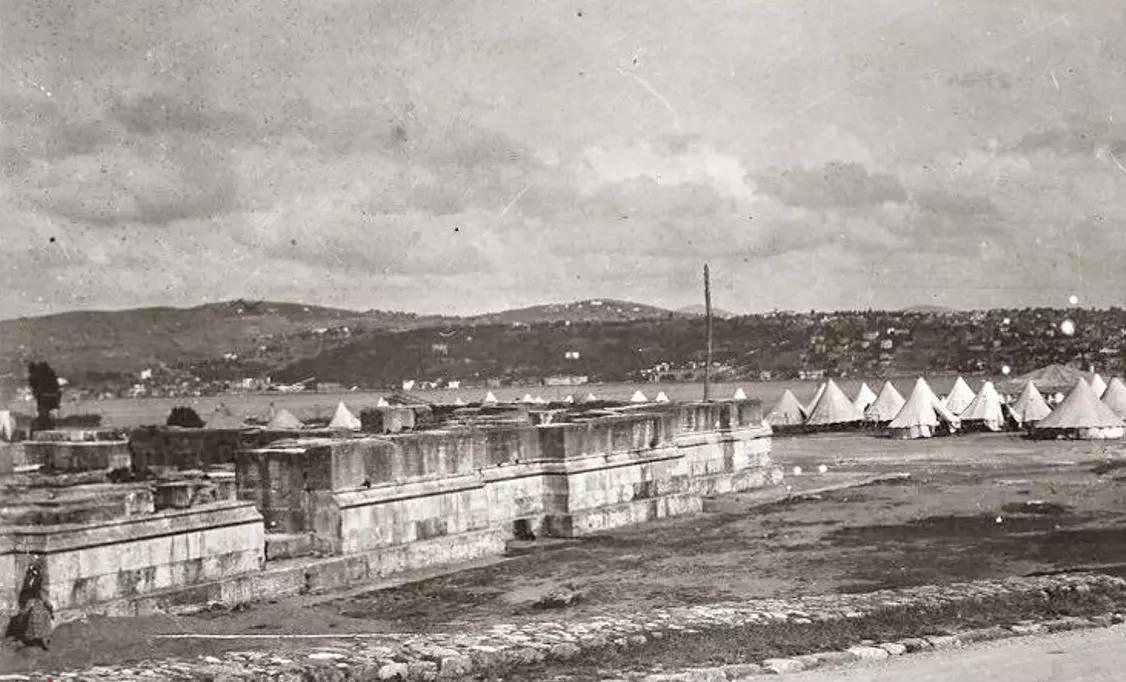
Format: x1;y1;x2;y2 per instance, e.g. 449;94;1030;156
676;304;737;319
0;298;676;382
0;300;450;380
462;299;681;326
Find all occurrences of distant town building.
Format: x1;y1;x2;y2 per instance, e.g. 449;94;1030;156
543;375;589;386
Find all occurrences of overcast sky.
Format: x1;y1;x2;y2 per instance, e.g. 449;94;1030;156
2;0;1124;318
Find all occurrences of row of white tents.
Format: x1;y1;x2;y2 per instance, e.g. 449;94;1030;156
766;373;1126;440
259;385;757;431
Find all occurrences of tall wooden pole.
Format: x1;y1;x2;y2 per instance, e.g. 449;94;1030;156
703;264;713;402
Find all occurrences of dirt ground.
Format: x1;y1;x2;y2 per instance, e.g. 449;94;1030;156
6;432;1126;673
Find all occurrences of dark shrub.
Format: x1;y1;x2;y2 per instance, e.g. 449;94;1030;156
167;406;205;428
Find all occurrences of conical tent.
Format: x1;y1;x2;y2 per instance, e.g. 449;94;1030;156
865;381;905;422
960;381;1005;431
1091;373;1108;398
630;390;648;403
766;389;807;427
888;377;959;439
328;401;361;430
805;379;864;426
1008;381;1051;425
267;408;303;430
482;391;498;405
582;392;598;403
804;383;826;416
563;394;575;404
655;391;670;403
1102;378;1126;418
376;397;390;407
733;387;748;400
943;376;976;415
1034;378;1125;439
852;382;877;412
453;397;466;406
521;394;535;404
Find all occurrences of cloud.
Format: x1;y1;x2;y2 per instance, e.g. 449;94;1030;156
912;189;997;216
579;137;755;203
756;162;907;208
17;141;239;226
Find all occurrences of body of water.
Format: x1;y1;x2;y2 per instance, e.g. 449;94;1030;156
18;374;1003;428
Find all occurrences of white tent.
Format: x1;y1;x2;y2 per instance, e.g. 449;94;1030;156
328;401;361;430
532;396;547;404
865;381;905;423
655;391;670;403
804;383;826;416
766;389;807;427
1102;378;1126;419
376;397;390;407
1091;373;1108;398
630;390;648;403
852;382;877;412
733;387;748;400
453;397;466;406
959;381;1005;431
1007;381;1052;426
1034;378;1125;439
887;377;960;439
943;376;976;415
521;393;535;404
562;394;575;404
582;392;598;403
482;391;498;405
805;379;864;426
267;407;303;430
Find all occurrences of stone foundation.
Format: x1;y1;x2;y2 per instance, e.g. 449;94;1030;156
236;400;776;580
1;501;263;617
3;400;776;621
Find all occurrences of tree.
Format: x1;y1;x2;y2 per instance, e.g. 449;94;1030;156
27;361;60;431
167;406;205;428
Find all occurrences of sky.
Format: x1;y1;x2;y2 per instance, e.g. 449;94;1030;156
2;0;1125;318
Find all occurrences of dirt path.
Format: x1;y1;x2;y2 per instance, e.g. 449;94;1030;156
786;623;1126;681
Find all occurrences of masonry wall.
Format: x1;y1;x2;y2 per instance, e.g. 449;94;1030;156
236;399;774;564
0;501;264;615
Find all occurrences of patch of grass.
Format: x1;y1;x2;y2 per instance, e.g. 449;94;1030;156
482;587;1126;681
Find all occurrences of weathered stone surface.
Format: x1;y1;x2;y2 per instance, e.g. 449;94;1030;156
846;645;889;661
720;662;764;678
924;635;961;650
1043;616;1095;632
762;658;806;674
954;626;1013;644
895;637;932;653
877;642;907;656
794;652;854;669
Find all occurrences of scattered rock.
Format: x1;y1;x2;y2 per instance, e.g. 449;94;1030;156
924;635;961;650
846;645;889;661
535;585;584;610
896;637;932;653
877;642;907;656
761;658;805;674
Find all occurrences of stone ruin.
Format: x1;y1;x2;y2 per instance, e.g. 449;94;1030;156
1;399;778;624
